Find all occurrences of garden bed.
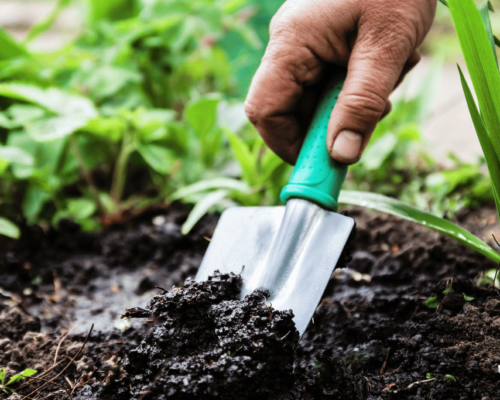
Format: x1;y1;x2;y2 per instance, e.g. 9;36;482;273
1;206;500;399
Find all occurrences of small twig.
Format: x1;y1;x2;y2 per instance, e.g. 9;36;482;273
17;361;64;389
155;286;168;294
380;347;391;375
53;323;81;368
383;364;402;377
407;378;435;389
65;377;74;389
22;324;94;400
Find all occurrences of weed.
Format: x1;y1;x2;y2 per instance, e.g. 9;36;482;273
0;367;37;394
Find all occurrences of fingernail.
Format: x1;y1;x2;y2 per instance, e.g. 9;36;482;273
332;130;363;161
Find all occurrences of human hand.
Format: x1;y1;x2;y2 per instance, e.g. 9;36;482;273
244;0;436;165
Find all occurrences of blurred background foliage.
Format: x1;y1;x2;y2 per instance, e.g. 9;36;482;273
0;0;496;236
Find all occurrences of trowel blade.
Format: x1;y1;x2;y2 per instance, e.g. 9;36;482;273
196;199;354;336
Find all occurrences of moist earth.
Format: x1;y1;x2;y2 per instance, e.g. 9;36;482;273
0;207;499;399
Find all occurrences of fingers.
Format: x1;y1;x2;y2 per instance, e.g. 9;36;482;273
244;35;324;165
327;32;419;164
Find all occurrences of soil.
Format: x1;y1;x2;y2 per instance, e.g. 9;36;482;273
1;206;500;399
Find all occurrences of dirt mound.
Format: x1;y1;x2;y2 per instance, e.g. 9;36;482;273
76;271;299;400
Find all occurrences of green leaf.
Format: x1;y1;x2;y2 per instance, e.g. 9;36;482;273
0;83;97;117
25;0;73;42
83;65;142;100
425;296;440;309
23;185;50;223
171;178;249;201
442;288;454;294
426;372;436;380
0;146;34;166
339;191;500;263
444;374;457;382
137;144;175;175
462;293;475;302
458;66;500;222
478;1;498;68
67;199;97;220
0;217;20;239
181;189;229;234
6;369;37;386
0;28;29;60
226;131;256;186
25;116;89;142
84;117;125;142
448;0;500;162
8;105;45;126
0;367;5;386
185;97;220;138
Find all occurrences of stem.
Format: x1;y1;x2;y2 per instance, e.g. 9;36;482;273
69;136;106;214
110;128;134;206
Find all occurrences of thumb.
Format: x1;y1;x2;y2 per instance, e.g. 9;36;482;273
327;39;419;164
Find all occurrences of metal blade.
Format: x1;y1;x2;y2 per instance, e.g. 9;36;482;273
196;199;354;336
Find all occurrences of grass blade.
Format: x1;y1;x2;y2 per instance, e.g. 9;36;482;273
181;189;229;234
0;28;29;60
339;190;500;263
0;217;20;239
478;1;498;67
458;65;500;221
171;178;249;201
448;0;500;161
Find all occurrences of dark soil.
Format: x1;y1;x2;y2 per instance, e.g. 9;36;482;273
1;206;500;399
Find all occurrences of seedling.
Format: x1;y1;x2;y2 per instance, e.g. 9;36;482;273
0;367;37;394
425;288;475;309
425;372;457;383
425;296;440;309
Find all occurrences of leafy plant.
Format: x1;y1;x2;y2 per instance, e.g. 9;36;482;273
0;0;263;233
447;0;500;227
0;367;37;394
426;372;436;380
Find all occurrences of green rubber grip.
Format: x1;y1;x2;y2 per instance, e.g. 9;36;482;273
280;78;346;211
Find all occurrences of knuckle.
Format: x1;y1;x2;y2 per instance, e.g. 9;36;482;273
340;89;387;123
244;99;262;125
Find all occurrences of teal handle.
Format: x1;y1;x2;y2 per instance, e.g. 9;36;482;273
280;78;346;212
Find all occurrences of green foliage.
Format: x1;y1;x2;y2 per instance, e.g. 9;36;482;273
0;0;264;231
0;217;20;239
339;191;500;263
448;0;500;226
0;367;37;394
426;372;436;380
425;296;440;309
462;293;475;302
477;268;500;287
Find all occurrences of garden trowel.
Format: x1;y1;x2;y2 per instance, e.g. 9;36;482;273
196;77;355;336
